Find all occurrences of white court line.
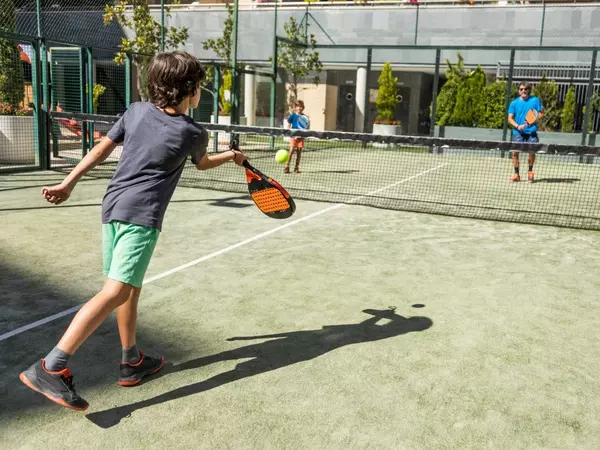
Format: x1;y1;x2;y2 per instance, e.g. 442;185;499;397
0;163;448;342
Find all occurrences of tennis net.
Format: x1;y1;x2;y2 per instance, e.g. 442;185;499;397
49;111;600;230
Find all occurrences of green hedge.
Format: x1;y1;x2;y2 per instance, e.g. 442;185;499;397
434;53;592;133
0;0;25;114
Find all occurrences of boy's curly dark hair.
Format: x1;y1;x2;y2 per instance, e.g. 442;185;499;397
147;51;205;108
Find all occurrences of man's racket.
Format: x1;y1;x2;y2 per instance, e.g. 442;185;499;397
232;141;296;219
525;109;539;126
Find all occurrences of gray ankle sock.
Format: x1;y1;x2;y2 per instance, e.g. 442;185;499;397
122;346;140;364
44;347;71;372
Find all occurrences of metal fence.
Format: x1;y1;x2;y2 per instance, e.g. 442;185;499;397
2;0;600;172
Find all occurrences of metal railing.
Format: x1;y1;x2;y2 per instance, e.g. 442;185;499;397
150;0;600;10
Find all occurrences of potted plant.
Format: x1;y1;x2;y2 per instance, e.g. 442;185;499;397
373;62;402;143
0;103;35;164
212;70;233;126
0;32;35;165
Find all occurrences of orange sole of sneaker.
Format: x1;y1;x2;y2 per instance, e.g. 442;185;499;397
118;356;165;387
19;373;88;412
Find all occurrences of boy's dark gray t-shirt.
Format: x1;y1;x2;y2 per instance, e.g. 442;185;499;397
102;102;207;231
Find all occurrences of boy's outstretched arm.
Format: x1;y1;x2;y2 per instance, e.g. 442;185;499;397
41;137;119;205
196;149;248;170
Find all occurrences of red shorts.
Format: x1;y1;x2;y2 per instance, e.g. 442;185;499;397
290;138;304;150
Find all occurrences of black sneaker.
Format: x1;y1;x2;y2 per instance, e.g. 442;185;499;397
19;360;89;411
118;352;164;386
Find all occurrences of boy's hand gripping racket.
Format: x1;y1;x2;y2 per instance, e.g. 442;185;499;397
231;140;296;219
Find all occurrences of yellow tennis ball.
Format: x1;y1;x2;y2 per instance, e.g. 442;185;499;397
275;149;289;164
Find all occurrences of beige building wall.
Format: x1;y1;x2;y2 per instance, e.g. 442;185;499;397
325;84;338;131
292;82;327;131
288;76;338;131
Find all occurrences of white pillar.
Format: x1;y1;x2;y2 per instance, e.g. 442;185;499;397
355;67;367;133
244;65;256;126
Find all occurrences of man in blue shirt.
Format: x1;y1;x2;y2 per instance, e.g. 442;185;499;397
507;82;544;183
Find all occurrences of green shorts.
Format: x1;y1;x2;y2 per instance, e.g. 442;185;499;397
102;220;160;288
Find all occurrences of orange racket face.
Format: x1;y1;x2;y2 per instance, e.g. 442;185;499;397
245;166;295;219
250;188;291;213
525;109;538;125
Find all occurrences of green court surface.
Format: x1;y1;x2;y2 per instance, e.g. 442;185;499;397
1;172;600;449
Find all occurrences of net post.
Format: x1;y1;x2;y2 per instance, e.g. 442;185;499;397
581;50;597;146
429;48;441;138
502;49;515;142
212;65;220;153
79;47;88;157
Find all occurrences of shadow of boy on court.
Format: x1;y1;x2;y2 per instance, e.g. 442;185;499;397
87;307;432;428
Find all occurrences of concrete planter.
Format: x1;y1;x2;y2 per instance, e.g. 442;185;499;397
435;125;503;141
434;126;598;163
372;123;403;148
436;126;589;146
537;131;584;146
0;116;36;165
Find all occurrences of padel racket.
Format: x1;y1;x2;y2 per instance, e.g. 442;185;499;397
232;141;296;219
525;109;539;126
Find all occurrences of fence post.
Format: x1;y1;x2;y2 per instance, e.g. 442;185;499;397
79;47;88;156
429;49;441;137
230;0;240;126
40;39;52;160
270;1;278;130
31;40;47;170
160;0;165;52
86;47;94;153
414;4;419;46
213;65;220;153
363;47;372;134
270;2;279;149
125;53;132;107
539;0;546;46
35;0;42;38
502;49;515;142
582;50;597;146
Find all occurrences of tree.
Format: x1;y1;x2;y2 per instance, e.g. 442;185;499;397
435;53;467;127
86;84;106;114
532;75;560;131
202;3;234;115
450;65;486;127
219;70;232;116
274;16;323;111
103;0;189;101
0;0;25;114
561;84;576;132
480;80;508;129
582;92;600;133
375;62;398;123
